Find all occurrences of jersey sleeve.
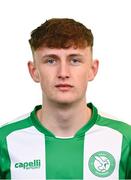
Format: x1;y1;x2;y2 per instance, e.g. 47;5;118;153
0;134;9;179
0;140;4;178
126;143;131;179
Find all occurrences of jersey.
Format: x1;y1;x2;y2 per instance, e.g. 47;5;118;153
0;103;131;179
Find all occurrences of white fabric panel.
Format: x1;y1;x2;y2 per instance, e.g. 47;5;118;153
83;124;122;179
1;113;30;128
7;126;46;179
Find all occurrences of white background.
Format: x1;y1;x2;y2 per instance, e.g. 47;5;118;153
0;0;131;125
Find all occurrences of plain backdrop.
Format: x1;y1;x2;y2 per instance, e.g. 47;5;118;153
0;0;131;125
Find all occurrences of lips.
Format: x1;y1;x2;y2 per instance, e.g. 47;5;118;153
55;84;73;88
55;84;73;91
56;84;73;87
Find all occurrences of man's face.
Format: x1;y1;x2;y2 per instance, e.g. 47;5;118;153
28;47;99;105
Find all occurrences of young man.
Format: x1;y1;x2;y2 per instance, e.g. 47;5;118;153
0;18;131;179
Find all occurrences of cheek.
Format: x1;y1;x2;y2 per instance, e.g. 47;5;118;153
39;71;54;90
80;78;88;90
78;70;88;82
76;72;88;89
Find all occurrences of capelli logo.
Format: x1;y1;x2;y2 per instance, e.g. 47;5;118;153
15;159;41;169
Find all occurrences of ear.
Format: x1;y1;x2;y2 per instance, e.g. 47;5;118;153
88;59;99;81
27;61;40;83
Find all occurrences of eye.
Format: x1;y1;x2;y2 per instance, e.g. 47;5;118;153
47;59;56;64
71;58;81;65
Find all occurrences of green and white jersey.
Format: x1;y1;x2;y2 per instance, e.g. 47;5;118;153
0;103;131;179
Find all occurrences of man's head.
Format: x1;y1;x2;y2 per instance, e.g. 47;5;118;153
29;18;93;52
28;18;98;106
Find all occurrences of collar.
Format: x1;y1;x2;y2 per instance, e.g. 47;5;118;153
30;103;98;138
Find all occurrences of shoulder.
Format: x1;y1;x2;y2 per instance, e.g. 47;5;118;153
0;113;32;142
96;112;131;143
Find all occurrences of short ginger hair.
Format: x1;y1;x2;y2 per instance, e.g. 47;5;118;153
29;18;93;51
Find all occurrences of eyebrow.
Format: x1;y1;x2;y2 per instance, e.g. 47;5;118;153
41;54;59;59
68;54;83;58
41;53;83;59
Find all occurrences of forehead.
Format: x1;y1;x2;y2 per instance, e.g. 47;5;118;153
34;46;92;59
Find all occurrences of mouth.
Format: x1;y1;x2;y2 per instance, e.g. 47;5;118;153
55;84;73;91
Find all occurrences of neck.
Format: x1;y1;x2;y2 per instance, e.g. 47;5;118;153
37;99;91;137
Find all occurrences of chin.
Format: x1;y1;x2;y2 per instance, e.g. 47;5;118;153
51;97;80;106
47;93;83;105
56;100;75;105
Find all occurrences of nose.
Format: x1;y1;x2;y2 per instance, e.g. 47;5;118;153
57;61;70;79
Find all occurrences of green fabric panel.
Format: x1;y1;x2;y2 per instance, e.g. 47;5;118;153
119;136;130;179
126;143;131;179
96;115;131;179
0;117;33;140
0;117;33;179
0;138;11;179
96;115;131;137
45;136;84;179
